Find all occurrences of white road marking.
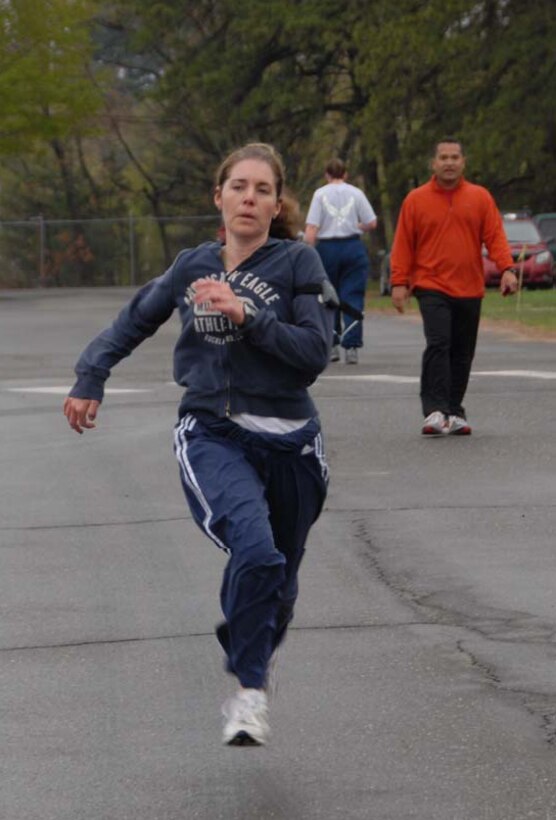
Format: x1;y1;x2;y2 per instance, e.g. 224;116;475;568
2;370;556;396
4;387;149;395
322;370;556;383
321;374;419;383
472;370;556;380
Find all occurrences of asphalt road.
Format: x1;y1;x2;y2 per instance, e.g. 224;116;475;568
1;288;555;820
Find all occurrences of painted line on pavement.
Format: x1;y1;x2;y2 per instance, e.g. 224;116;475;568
321;374;418;383
472;370;556;380
3;386;149;395
3;370;556;395
322;370;556;382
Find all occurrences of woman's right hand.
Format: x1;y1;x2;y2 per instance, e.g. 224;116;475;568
63;397;100;434
192;278;246;324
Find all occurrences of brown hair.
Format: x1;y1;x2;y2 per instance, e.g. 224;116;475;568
214;142;285;198
325;158;346;179
269;188;302;239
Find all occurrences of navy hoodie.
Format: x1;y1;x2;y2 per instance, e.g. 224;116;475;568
69;238;334;420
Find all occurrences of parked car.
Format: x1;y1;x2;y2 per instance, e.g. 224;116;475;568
483;213;554;289
532;213;556;268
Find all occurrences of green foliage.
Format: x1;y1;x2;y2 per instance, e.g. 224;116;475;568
457;0;556;211
0;0;555;287
0;0;103;153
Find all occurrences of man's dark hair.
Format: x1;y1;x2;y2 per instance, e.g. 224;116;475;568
433;138;465;157
325;158;346;179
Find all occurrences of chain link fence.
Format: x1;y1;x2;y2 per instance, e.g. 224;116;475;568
0;215;222;288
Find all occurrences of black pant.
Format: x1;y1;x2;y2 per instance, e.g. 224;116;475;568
415;289;482;418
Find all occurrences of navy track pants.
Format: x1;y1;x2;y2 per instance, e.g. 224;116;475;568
316;237;369;348
173;413;328;689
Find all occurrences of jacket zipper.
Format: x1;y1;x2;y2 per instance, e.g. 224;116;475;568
224;283;232;417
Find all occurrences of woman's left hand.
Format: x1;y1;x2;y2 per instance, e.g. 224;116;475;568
192;278;245;324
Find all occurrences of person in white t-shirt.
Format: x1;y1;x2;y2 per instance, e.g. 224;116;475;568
304;158;377;364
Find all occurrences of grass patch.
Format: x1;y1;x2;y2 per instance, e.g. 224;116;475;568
366;281;556;335
481;288;556;331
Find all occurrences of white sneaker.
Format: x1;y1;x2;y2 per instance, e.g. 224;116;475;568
345;347;358;364
421;411;448;436
222;688;269;746
447;415;472;435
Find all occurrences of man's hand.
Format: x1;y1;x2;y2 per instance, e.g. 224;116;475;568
500;269;518;296
63;397;100;434
391;285;409;313
192;277;245;324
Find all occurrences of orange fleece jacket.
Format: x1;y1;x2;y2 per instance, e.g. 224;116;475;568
390;176;513;298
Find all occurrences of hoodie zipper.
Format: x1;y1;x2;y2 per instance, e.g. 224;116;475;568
217;245;271;416
222;269;232;416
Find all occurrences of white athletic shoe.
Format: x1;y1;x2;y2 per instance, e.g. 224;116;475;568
447;415;472;435
222;688;269;746
345;347;358;364
330;345;340;362
421;411;448;436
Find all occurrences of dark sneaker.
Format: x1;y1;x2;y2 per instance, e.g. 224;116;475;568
345;348;358;365
222;689;269;746
447;415;472;435
421;411;448;436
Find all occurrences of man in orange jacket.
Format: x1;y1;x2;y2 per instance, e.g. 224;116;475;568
390;138;518;436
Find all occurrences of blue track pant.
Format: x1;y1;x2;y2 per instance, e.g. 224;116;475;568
316;237;369;348
174;413;328;689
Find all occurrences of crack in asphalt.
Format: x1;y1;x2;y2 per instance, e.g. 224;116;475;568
5;617;556;745
3;510;555;747
0;620;434;653
353;518;556;746
2;502;555;532
456;640;556;746
0;516;190;532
